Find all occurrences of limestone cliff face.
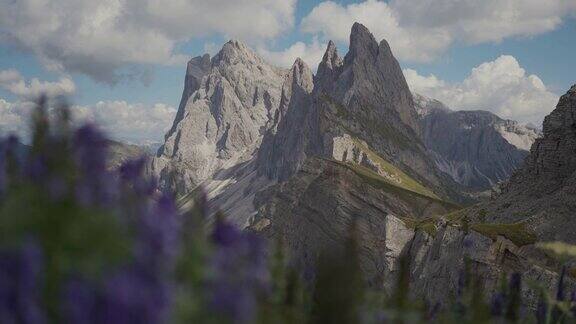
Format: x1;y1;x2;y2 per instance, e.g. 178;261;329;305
151;41;287;194
251;158;458;289
250;158;573;304
415;93;538;190
256;58;317;181
476;85;576;243
256;23;464;205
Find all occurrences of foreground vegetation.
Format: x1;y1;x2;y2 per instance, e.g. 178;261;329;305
0;100;574;323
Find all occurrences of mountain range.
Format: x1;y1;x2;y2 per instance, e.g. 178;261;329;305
146;23;574;303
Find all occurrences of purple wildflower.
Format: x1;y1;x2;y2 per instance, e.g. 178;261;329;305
491;292;505;316
556;266;566;301
0;240;45;324
119;158;156;197
99;267;171;324
463;237;473;249
535;294;547;324
62;277;99;324
208;220;269;323
135;193;179;272
211;219;242;247
73;125;116;206
509;273;521;292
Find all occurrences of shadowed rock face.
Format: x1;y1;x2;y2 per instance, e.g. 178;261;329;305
415;93;538;190
475;85;576;243
257;23;465;204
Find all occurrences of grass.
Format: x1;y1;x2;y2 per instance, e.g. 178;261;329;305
400;212;537;246
400;217;438;237
349;138;439;200
334;160;459;210
470;222;537;247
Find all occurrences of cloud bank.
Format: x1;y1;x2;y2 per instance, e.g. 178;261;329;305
0;0;296;83
404;55;560;125
0;69;175;143
299;0;576;62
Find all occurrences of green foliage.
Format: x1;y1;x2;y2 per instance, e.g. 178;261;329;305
400;217;438;237
350;138;440;200
338;161;458;210
537;241;576;260
310;223;364;324
470;222;537;246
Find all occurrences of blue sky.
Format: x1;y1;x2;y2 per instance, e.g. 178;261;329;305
0;0;575;143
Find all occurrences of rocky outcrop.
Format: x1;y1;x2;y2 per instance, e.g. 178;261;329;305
475;85;576;243
251;157;458;288
406;220;574;307
151;41;287;194
256;58;317;181
416;93;539;190
149;21;574;307
256;23;465;205
251;158;573;304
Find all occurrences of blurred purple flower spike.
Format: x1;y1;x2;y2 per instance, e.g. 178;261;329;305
73;124;116;207
490;292;505;316
100;267;170;324
119;157;156;197
0;240;45;324
208;220;269;323
212;220;242;247
135;193;180;271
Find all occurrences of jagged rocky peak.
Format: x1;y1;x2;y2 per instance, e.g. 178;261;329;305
336;22;420;133
320;40;342;71
288;58;314;92
214;39;259;64
168;54;212;137
314;40;343;92
150;40;287;193
256;57;316;181
346;22;379;63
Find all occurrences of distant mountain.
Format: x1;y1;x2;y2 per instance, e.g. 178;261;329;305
414;93;540;190
107;140;148;169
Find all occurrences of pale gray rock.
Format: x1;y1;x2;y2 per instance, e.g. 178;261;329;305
251;157;458;287
151;40;287;194
256;58;317;181
415;93;539;190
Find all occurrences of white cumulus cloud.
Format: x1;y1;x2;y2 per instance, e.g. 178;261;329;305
257;38;327;70
404;55;560;125
300;0;576;62
0;69;175;144
72;101;176;144
0;0;296;83
0;98;176;145
0;69;75;99
0;99;35;138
